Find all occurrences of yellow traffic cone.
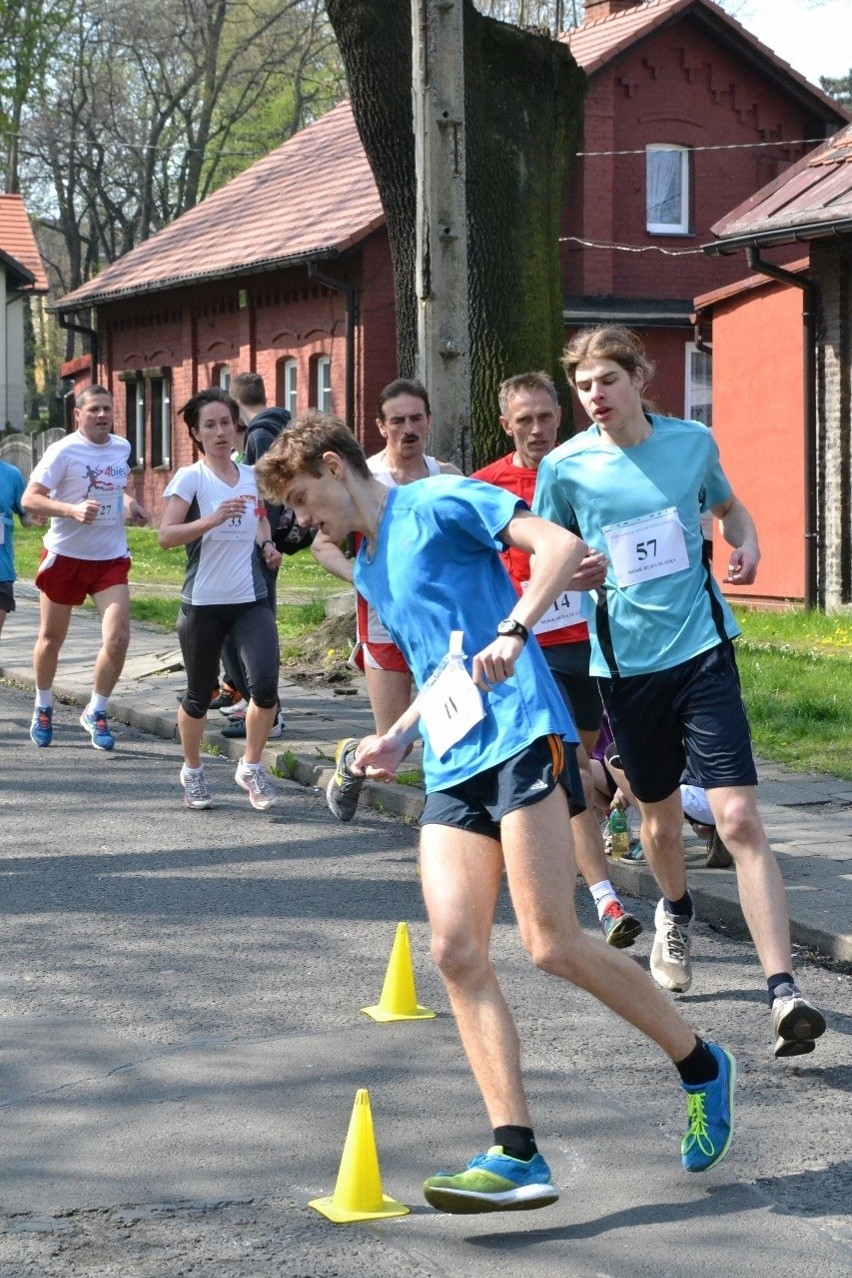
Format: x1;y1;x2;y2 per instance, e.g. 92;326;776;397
361;922;436;1022
308;1088;409;1223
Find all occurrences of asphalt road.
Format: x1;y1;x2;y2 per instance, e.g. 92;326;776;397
1;684;850;1277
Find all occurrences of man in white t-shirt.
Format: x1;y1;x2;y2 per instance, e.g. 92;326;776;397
22;384;150;751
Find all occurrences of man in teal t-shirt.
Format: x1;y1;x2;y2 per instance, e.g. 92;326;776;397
535;324;825;1062
0;458;32;639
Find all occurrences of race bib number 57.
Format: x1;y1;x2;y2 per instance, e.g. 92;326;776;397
602;506;689;588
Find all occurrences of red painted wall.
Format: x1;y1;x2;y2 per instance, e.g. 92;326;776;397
709;281;805;603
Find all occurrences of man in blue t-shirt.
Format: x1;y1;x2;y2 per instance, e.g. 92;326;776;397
0;457;36;639
256;410;738;1216
535;324;825;1061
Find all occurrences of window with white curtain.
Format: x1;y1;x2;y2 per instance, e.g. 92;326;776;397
150;375;171;468
126;378;145;468
646;145;690;234
317;355;332;412
684;343;712;428
283;359;298;416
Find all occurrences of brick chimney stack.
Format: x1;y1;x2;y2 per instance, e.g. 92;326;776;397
583;1;645;20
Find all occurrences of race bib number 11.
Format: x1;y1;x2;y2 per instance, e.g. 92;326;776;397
418;630;485;759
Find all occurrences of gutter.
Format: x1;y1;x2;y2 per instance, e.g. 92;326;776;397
58;312;99;387
704;219;852;257
52;247;344;317
745;247;818;609
307;260;358;435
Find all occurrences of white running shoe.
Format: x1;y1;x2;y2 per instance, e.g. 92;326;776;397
650;898;694;993
235;758;278;810
180;764;212;809
219;698;248;718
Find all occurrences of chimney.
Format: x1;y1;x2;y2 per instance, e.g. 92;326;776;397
584;1;645;20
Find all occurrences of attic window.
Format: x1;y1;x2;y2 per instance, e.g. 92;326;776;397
646;144;690;235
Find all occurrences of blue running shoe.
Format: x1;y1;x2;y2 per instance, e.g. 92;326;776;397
423;1146;559;1214
79;707;115;751
681;1041;736;1172
30;705;53;747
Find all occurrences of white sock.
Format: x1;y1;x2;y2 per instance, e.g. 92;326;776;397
36;688;53;709
183;763;204;774
89;692;109;713
589;879;619;919
241;757;260;770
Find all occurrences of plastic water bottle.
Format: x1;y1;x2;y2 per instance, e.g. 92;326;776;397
609;807;629;860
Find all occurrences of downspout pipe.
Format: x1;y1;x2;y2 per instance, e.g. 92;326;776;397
307;261;357;435
58;310;99;385
745;247;817;609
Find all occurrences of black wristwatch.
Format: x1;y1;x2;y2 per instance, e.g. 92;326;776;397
496;618;529;644
261;539;275;552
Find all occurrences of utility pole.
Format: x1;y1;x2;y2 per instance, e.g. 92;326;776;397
411;0;471;471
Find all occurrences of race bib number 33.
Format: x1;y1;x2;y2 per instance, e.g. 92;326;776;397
602;506;689;588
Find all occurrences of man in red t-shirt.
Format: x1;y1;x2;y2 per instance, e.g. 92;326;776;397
472;372;641;948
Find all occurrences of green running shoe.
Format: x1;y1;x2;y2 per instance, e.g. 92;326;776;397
423;1146;559;1214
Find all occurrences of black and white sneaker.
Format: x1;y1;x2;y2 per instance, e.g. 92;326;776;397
326;738;364;822
771;982;826;1057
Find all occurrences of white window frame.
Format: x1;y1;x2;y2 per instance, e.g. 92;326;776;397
216;364;231;390
283;358;298;417
128;378;145;469
150;375;172;468
317;355;332;412
646;144;690;235
684;342;712;428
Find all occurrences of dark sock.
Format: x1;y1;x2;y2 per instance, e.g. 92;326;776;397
664;890;694;919
493;1125;537;1161
675;1037;719;1087
767;971;795;1005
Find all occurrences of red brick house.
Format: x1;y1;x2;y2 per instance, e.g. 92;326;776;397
55;102;396;517
696;123;852;610
55;0;848;517
560;0;846;425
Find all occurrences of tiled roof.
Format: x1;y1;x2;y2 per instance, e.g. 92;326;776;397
562;0;847;120
58;101;385;310
707;124;852;252
0;194;48;292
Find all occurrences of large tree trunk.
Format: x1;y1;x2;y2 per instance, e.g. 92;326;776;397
326;0;585;463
